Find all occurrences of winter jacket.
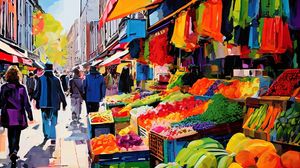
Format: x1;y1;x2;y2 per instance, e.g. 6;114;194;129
83;72;106;103
34;71;67;110
69;75;83;99
0;83;33;129
26;77;35;94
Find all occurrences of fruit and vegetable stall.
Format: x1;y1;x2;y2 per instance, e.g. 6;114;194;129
86;69;300;167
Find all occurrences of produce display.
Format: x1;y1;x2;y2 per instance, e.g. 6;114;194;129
189;78;216;95
116;131;148;151
265;69;300;96
130;105;154;118
198;94;243;124
90;132;148;155
104;93;133;104
138;97;207;130
167;70;186;89
111;107;130;118
188;77;260;99
90;134;119;155
243;103;282;133
160;90;192;103
151;126;197;139
89;111;114;124
156;133;300;168
127;93;161;108
270;102;300;145
217;78;260;99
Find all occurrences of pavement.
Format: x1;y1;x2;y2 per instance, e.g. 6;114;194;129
0;96;90;168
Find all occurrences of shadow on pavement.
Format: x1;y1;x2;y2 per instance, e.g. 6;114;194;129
20;141;55;168
64;120;88;142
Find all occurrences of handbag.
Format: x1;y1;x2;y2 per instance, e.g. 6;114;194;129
72;80;85;100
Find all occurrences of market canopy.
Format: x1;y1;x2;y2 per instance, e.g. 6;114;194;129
0;40;32;66
99;0;163;28
99;49;129;66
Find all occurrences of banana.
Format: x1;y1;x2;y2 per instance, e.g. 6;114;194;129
217;155;233;168
194;152;217;168
187;138;219;149
196;143;224;150
186;149;207;168
175;148;195;166
155;164;168;168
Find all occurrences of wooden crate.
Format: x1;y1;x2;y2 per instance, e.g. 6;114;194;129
243;97;292;141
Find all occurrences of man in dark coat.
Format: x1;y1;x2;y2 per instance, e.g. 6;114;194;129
83;66;106;113
34;61;67;144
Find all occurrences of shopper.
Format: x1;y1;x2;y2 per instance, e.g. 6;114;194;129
83;66;106;113
0;66;33;167
34;62;67;144
26;72;35;101
118;66;133;94
69;68;84;120
60;71;69;93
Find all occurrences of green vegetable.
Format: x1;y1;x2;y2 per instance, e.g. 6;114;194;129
198;94;243;124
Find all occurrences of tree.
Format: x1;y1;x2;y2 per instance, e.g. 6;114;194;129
33;11;68;66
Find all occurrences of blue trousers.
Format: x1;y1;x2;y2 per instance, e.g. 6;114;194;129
41;108;58;139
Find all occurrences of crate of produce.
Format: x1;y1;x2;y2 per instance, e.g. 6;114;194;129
115;121;130;135
107;102;126;109
149;131;201;163
92;150;150;166
195;120;243;138
93;161;150;168
242;97;292;141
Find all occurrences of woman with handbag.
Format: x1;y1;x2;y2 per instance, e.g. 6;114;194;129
0;66;33;167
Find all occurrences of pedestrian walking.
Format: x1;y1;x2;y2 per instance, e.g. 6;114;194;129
34;62;67;144
26;72;35;101
69;68;84;121
83;66;106;113
0;66;33;167
118;66;133;94
60;71;69;93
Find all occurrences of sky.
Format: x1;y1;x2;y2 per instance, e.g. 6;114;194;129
39;0;80;33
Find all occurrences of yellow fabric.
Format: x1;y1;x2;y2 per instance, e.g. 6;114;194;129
171;11;188;49
108;0;156;20
117;63;129;74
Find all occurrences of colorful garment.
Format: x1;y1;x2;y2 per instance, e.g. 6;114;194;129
260;17;292;54
196;0;224;42
171;10;198;52
149;29;174;66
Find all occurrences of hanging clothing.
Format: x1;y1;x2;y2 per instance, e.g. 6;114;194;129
221;0;234;41
129;39;141;59
289;0;300;30
249;19;260;49
213;41;228;59
261;0;285;17
260;17;293;54
171;10;198;52
149;28;174;66
195;0;224;42
248;0;260;20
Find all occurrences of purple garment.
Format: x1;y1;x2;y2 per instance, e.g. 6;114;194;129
290;0;300;30
0;83;32;129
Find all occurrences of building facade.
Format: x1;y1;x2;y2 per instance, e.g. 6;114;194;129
0;0;17;42
17;0;34;52
67;19;80;69
80;0;99;63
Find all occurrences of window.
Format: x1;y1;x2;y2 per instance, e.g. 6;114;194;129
11;13;14;40
12;0;14;5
